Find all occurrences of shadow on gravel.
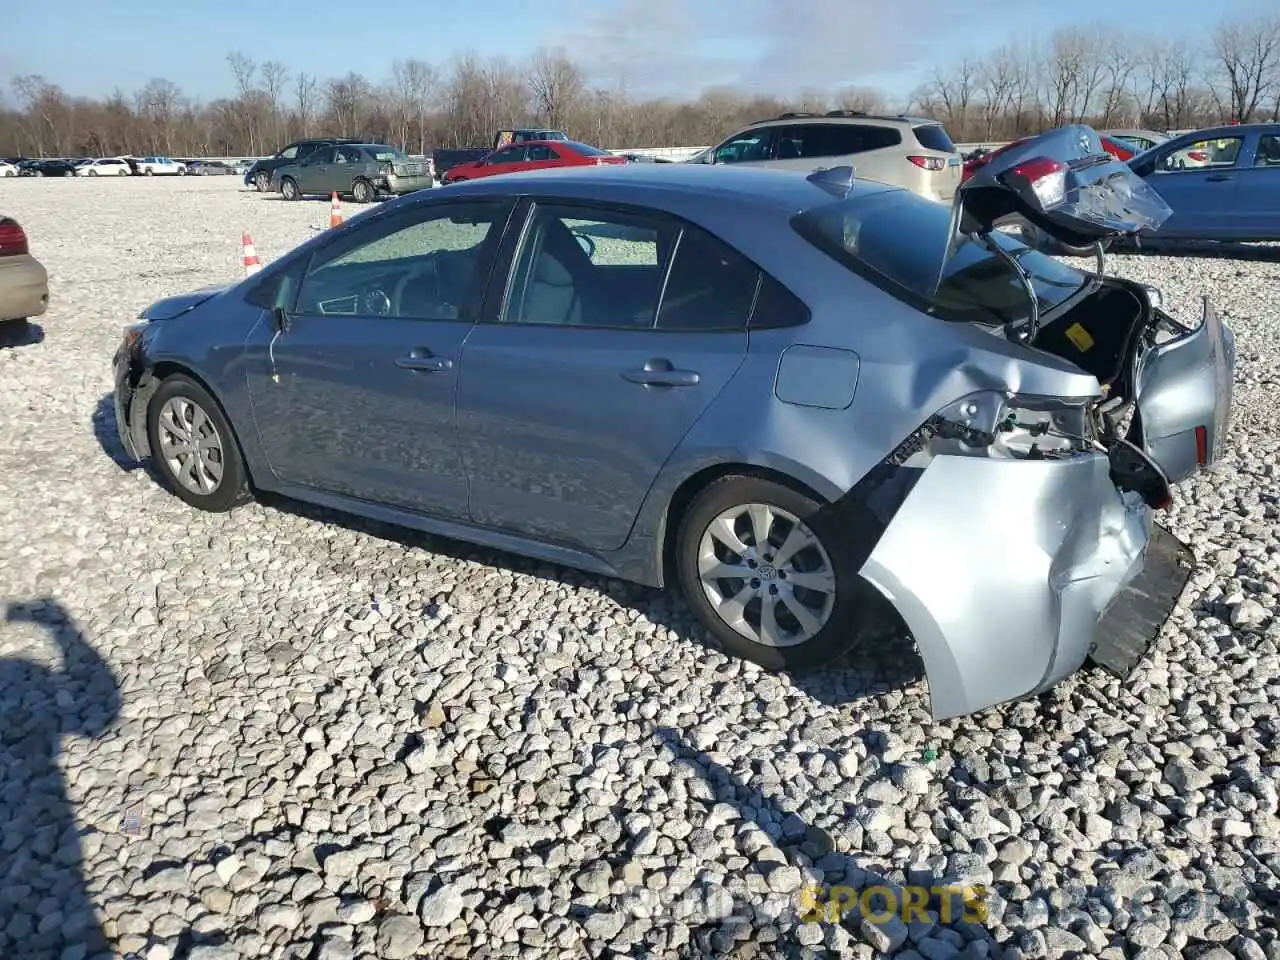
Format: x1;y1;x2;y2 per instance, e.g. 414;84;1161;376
258;491;927;712
0;599;121;959
92;393;165;484
640;726;1001;958
0;320;44;348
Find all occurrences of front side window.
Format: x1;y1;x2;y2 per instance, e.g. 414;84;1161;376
489;146;527;165
792;189;1088;327
1159;136;1243;172
294;202;510;321
714;130;772;164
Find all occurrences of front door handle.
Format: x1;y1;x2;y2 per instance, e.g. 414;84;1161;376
622;359;700;387
1205;173;1232;182
395;349;453;372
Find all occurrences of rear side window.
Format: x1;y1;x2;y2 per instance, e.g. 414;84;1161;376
563;141;610;157
912;124;955;153
750;274;810;329
656;227;759;331
776;124;902;160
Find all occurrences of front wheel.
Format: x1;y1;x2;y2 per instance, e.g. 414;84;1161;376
178;167;186;176
145;374;249;513
280;177;300;201
675;476;884;670
352;178;375;203
88;170;98;177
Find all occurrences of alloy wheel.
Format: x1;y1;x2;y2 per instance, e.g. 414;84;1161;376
696;502;837;648
157;396;225;495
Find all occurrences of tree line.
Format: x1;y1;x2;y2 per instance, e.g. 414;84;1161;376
2;12;1278;160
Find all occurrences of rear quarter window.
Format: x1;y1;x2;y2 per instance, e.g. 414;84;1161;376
912;124;956;153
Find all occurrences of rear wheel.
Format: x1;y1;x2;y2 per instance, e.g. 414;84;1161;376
675;475;885;671
88;169;98;177
145;374;249;513
352;178;375;203
280;177;300;201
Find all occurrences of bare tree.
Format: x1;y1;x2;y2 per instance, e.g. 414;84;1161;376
261;60;289;146
833;86;888;114
977;46;1018;139
325;72;372;137
294;72;317;139
528;47;584;131
389;59;437;153
1211;12;1280;121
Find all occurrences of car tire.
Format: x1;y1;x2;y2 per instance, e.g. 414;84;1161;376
145;374;250;513
352;178;375;203
674;475;885;671
144;168;153;176
280;177;300;201
88;169;98;177
254;171;271;192
178;167;186;176
0;318;30;337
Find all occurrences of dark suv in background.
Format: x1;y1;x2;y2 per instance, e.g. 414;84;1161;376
243;138;364;192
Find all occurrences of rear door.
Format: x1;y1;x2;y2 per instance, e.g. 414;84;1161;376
1232;132;1280;239
477;145;529;179
1140;133;1246;239
455;198;756;552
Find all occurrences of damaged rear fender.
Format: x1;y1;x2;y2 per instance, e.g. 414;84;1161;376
856;451;1155;720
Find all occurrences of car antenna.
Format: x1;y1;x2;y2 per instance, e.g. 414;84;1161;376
977;230;1041;343
806;165;856;199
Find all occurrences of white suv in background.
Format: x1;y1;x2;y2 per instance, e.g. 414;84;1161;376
74;158;132;177
135;156;187;176
690;111;963;203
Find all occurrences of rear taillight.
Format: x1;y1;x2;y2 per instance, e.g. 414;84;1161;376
1004;156;1067;209
0;220;29;257
908;155;947;172
1188;151;1207;162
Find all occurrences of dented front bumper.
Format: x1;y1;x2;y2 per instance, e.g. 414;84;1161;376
858;452;1192;720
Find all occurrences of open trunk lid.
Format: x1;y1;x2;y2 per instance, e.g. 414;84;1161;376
954;124;1173;249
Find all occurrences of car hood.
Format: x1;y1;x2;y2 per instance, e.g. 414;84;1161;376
955;124;1173;248
140;283;232;321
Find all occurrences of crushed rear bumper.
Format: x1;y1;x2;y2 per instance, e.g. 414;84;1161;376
858;451;1193;720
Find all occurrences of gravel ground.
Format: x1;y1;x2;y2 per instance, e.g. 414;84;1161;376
1;176;1279;960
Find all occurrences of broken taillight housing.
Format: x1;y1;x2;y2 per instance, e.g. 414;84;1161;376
892;391;1101;467
908;155;947;171
1003;157;1067;210
0;220;29;257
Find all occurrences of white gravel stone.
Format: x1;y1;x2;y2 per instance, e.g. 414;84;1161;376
1;179;1278;960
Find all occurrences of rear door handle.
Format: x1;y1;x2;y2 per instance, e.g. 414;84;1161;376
1205;173;1232;182
622;363;700;387
395;349;453;372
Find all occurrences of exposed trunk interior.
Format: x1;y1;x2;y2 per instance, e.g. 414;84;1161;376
1031;279;1149;402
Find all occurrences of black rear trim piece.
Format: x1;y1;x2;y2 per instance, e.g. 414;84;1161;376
1088;523;1194;677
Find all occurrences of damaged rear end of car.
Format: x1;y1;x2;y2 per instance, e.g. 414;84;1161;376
794;126;1235;720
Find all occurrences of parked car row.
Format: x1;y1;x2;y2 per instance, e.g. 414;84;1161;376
1;155;254;178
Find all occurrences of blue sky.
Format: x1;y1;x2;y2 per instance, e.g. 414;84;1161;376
1;0;1266;104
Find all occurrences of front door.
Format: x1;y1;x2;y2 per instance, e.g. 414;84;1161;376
297;146;335;196
456;200;756;552
244;198;517;519
1145;134;1246;239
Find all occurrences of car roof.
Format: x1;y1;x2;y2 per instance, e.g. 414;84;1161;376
748;111;939;128
430;162;899;212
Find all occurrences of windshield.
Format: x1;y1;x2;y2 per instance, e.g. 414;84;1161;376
563;141;611;157
792;189;1089;327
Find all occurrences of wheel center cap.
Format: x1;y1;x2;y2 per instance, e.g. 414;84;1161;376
757;564;777;581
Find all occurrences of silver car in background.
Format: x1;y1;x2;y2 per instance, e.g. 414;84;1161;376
112;127;1234;721
690;111;963;203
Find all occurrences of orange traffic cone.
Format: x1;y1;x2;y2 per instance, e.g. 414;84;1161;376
241;232;262;276
329;193;343;228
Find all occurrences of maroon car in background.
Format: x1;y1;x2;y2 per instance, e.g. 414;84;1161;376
441;139;629;184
